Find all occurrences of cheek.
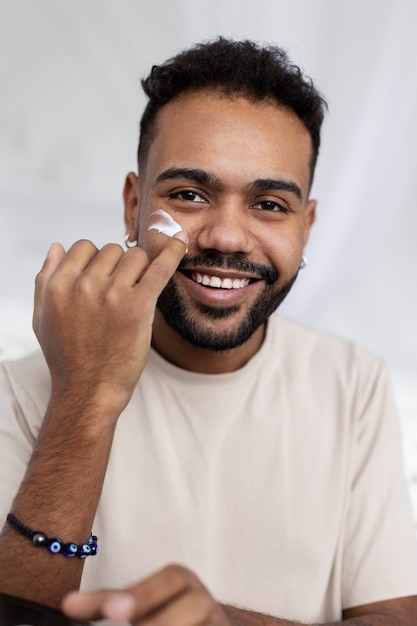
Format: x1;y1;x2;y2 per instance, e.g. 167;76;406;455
138;230;166;259
138;209;185;255
261;227;304;271
169;214;205;253
147;209;184;237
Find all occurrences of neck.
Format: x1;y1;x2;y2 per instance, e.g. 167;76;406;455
151;312;266;374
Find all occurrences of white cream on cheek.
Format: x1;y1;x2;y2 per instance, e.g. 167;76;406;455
146;209;183;237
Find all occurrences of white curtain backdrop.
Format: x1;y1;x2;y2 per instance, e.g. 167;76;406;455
1;0;416;516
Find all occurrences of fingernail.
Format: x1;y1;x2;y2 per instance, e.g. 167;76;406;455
174;230;189;253
174;230;188;245
47;242;57;257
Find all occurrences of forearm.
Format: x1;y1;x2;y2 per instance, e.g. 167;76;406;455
0;392;117;608
0;237;187;608
223;604;412;626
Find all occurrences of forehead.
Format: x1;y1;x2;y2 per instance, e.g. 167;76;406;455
144;91;313;199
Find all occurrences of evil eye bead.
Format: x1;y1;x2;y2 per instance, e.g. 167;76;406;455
78;544;92;558
88;535;98;555
32;532;47;546
48;538;63;554
63;542;79;557
6;513;98;558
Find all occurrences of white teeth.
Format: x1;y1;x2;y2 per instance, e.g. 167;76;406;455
192;272;250;289
210;276;222;288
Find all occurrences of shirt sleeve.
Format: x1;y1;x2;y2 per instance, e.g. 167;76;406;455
0;354;46;528
342;353;417;608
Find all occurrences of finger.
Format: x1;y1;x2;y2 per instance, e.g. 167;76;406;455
138;588;214;626
62;564;200;623
35;242;66;287
83;243;126;278
134;231;188;301
33;243;66;322
109;245;151;288
52;239;100;276
123;564;198;620
62;590;137;622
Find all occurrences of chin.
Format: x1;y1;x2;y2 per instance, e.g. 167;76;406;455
156;271;298;352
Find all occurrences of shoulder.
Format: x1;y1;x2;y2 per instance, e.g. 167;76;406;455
266;315;391;406
268;314;385;371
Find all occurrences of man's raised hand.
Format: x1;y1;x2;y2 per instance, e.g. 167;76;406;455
33;232;188;420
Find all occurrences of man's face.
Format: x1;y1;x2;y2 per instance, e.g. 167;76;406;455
124;90;316;352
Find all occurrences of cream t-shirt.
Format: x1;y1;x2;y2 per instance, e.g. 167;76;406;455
1;315;417;623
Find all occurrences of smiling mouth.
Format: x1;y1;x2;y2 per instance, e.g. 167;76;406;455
187;271;253;290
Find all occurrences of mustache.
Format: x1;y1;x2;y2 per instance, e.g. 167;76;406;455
178;251;278;285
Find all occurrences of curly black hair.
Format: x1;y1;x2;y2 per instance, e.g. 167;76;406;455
138;38;327;185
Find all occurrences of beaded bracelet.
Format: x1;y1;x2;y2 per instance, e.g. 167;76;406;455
6;514;98;558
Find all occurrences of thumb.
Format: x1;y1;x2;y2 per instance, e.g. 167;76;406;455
137;230;189;307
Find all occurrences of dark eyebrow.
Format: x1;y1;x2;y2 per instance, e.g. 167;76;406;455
247;178;303;201
154;168;303;201
154;168;222;188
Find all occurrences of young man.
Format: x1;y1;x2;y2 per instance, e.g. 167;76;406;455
0;39;416;625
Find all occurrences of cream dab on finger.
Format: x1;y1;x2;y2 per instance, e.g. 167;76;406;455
147;209;182;238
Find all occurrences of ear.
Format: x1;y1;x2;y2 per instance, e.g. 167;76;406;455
303;199;316;246
123;172;140;240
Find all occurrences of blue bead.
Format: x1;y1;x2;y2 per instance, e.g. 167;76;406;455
78;544;92;558
48;538;63;554
63;543;79;557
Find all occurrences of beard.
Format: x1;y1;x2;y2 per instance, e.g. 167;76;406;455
156;251;299;352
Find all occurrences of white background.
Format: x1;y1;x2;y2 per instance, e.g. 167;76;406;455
0;0;416;519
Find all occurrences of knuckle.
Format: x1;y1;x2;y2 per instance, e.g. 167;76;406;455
66;238;97;258
189;588;214;615
163;563;203;592
100;243;124;255
34;270;44;285
161;563;189;587
74;275;96;299
72;238;97;250
127;246;150;262
47;272;65;290
151;260;174;284
34;276;46;299
102;287;122;309
101;242;123;252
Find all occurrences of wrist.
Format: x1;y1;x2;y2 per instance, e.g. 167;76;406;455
50;373;134;416
44;387;122;440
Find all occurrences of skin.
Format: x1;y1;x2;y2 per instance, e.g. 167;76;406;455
124;91;316;373
0;90;416;625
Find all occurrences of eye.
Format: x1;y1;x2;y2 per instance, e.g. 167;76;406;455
252;199;290;214
170;190;206;203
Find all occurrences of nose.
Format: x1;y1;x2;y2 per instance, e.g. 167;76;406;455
195;200;255;255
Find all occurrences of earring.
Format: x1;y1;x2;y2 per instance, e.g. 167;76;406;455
299;255;308;269
124;233;138;249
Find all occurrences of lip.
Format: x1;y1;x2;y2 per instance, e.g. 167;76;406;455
176;268;263;306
